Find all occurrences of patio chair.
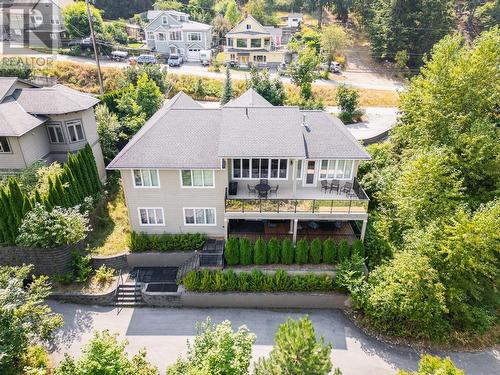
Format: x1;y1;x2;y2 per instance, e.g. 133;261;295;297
320;180;329;193
329;179;340;194
247;184;256;196
269;185;279;197
341;182;353;195
260;179;268;185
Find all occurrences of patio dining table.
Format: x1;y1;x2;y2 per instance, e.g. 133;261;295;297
255;183;271;197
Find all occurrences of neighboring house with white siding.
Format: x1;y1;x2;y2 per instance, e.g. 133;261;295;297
0;77;106;180
0;0;73;49
108;90;371;243
144;10;212;61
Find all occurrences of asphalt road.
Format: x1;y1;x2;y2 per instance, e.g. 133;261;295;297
48;302;499;374
1;42;403;91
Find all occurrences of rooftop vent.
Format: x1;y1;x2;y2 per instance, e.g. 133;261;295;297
301;114;311;131
245;107;249;118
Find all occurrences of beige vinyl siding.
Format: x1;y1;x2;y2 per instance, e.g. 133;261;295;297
0;136;26;169
121;169;227;236
18;124;50;166
48;108;99;153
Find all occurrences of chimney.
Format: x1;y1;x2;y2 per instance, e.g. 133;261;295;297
301;114;307;126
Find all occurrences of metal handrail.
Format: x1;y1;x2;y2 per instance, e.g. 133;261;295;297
176;252;200;281
114;268;123;301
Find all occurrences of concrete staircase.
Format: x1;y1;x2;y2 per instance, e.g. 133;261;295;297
115;283;144;308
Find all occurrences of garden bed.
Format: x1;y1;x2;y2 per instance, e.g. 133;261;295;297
228;264;336;276
50;274;118;306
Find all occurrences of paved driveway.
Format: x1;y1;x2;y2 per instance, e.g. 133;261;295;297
47;302;499;374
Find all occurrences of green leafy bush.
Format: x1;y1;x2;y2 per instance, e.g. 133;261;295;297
182;269;338;293
95;265;115;284
280;239;294;264
239;238;253;265
224;237;240;265
322;239;336;264
254;238;267;265
52;272;74;285
72;252;92;283
268;238;280;264
16;203;89;248
295;239;309;264
128;232;206;252
310;239;322;264
22;344;50;375
351;239;365;258
338;239;350;262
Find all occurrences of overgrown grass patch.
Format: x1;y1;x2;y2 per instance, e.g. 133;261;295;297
86;183;130;256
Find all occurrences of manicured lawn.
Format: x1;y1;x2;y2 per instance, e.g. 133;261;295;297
87;185;130;256
128;43;144;49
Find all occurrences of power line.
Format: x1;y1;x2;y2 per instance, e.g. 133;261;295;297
85;0;104;94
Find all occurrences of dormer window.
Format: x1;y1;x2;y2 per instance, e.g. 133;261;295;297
162;16;168;25
246;24;251;30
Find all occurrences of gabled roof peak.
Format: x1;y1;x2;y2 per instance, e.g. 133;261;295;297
224;88;272;107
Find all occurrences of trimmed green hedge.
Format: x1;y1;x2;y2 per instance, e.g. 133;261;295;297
183;269;340;293
224;237;364;266
128;232;206;252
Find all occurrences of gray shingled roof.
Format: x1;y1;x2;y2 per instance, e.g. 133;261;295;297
218;107;305;158
107;89;370;170
0;98;46;137
14;84;99;115
0;77;17;101
301;111;371;160
224;88;272;107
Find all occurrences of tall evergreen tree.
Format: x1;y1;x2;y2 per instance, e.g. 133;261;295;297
7;179;25;228
220;67;234;104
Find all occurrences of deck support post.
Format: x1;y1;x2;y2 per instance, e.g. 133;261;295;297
360;219;367;242
224;218;228;240
289;219;294;234
292;219;298;244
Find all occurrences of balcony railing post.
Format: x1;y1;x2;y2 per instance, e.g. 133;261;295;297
330;200;333;214
259;199;262;213
241;200;244;213
294;200;297;213
348;199;352;214
312;199;315;213
277;200;280;213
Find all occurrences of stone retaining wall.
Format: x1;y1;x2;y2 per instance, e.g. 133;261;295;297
0;241;85;276
141;289;183;307
91;253;128;270
50;286;117;306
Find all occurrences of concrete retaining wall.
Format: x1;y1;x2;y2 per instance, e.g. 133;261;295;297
181;291;349;309
0;241;85;276
127;252;196;268
91;253;128;270
139;285;349;309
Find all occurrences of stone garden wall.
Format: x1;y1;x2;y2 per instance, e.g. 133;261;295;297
0;241;85;276
91;253;129;270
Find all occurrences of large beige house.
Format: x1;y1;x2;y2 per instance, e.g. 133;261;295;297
224;15;285;68
108;90;371;244
0;77;106;180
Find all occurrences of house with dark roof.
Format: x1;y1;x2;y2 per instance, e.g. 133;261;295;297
0;0;73;49
0;77;106;180
108;89;371;243
224;15;285;68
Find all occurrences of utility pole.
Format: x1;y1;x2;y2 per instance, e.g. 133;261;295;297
85;0;104;94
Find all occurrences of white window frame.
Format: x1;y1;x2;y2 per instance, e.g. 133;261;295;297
147;31;154;39
296;159;303;180
162;16;168;25
132;169;160;188
46;122;65;144
157;32;166;41
138;207;165;226
232;158;289;180
180;170;215;188
169;30;182;41
183;207;217;226
65;119;85;143
319;160;355;180
187;32;201;41
246;24;252;30
0;136;12;153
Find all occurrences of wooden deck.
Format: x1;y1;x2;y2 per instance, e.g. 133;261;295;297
228;220;358;243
